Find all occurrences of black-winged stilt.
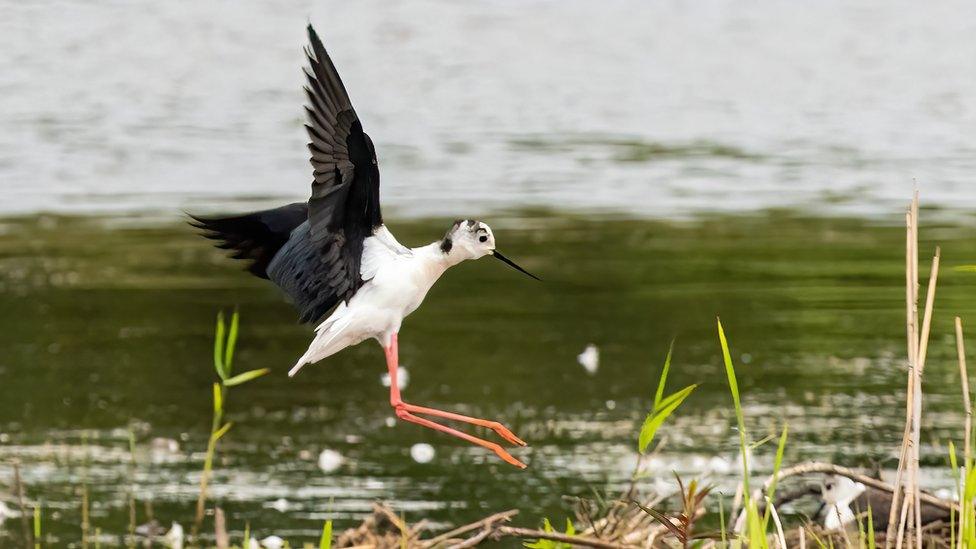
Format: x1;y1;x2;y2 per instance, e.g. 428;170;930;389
191;25;538;468
818;474;948;531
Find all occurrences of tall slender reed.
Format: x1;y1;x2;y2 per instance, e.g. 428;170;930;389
887;205;917;546
955;317;974;549
888;193;941;549
191;310;269;538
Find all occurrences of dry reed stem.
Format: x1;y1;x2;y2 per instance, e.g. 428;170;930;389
81;484;90;549
898;202;920;549
494;525;634;549
13;459;31;546
888;205;917;547
892;194;925;549
915;246;940;549
956;316;970;549
214;507;229;549
767;496;787;548
420;509;517;547
910;195;921;549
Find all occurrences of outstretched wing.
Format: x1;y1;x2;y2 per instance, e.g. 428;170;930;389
267;25;384;324
303;24;382;237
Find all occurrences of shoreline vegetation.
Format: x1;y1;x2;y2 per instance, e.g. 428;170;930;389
3;195;976;548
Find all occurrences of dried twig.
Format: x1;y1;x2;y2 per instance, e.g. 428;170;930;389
421;509;518;547
447;526;492;548
214;507;229;549
13;460;31;546
767;496;787;549
495;525;635;548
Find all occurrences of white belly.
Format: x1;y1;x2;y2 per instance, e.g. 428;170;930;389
348;259;440;339
289;240;449;375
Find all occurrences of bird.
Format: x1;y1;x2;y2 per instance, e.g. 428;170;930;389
191;24;538;468
818;474;948;532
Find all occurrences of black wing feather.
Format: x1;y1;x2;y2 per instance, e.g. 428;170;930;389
272;25;384;323
191;26;383;325
189;202;309;279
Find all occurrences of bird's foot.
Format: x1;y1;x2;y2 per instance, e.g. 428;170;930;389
397;402;527;446
392;402;528;469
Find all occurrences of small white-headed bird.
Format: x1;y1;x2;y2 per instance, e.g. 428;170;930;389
192;25;538;468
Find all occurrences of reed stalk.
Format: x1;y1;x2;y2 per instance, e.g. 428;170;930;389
13;460;31;546
955;317;973;549
191;310;269;538
887;201;918;547
889;193;941;549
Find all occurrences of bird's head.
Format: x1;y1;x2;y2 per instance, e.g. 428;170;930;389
440;219;539;280
820;474;864;505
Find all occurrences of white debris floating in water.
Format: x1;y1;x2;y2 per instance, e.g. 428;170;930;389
318;448;343;473
260;535;285;549
151;437;180;453
269;497;290;513
410;443;435;463
163;522;184;549
577;343;599;374
0;501;15;524
150;437;181;464
380;366;409;389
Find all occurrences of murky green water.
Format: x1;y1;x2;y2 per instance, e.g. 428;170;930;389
2;210;976;545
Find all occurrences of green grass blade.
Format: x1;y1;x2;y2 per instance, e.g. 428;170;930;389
214;310;226;380
950;439;959;476
717;317;750;496
746;500;767;549
950;440;960;546
319;519;333;549
224;368;271;387
224;309;239;375
805;524;828;549
213;422;233;441
523;518;567;549
718;495;727;546
762;423;789;528
654;339;675;409
632;501;685;541
639;384;697;452
867;504;876;549
213;383;223;415
34;501;41;538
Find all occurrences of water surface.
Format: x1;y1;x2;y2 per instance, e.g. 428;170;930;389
3;0;976;544
2;211;976;545
1;0;975;218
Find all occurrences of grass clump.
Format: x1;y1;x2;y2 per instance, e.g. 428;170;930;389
639;341;698;454
192;309;270;538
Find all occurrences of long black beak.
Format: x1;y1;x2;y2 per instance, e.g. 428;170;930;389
491;251;541;281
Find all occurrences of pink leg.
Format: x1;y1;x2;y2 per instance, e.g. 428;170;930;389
384;334;527;468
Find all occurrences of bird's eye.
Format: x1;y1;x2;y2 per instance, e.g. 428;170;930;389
479;236;488;243
826;483;834;490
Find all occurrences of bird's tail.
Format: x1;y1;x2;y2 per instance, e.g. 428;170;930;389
288;310;356;377
189;202;308;279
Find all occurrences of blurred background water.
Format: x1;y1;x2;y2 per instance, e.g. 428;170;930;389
2;0;975;219
1;0;976;546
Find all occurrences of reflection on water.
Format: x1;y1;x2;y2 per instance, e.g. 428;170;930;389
2;211;976;544
1;0;975;218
